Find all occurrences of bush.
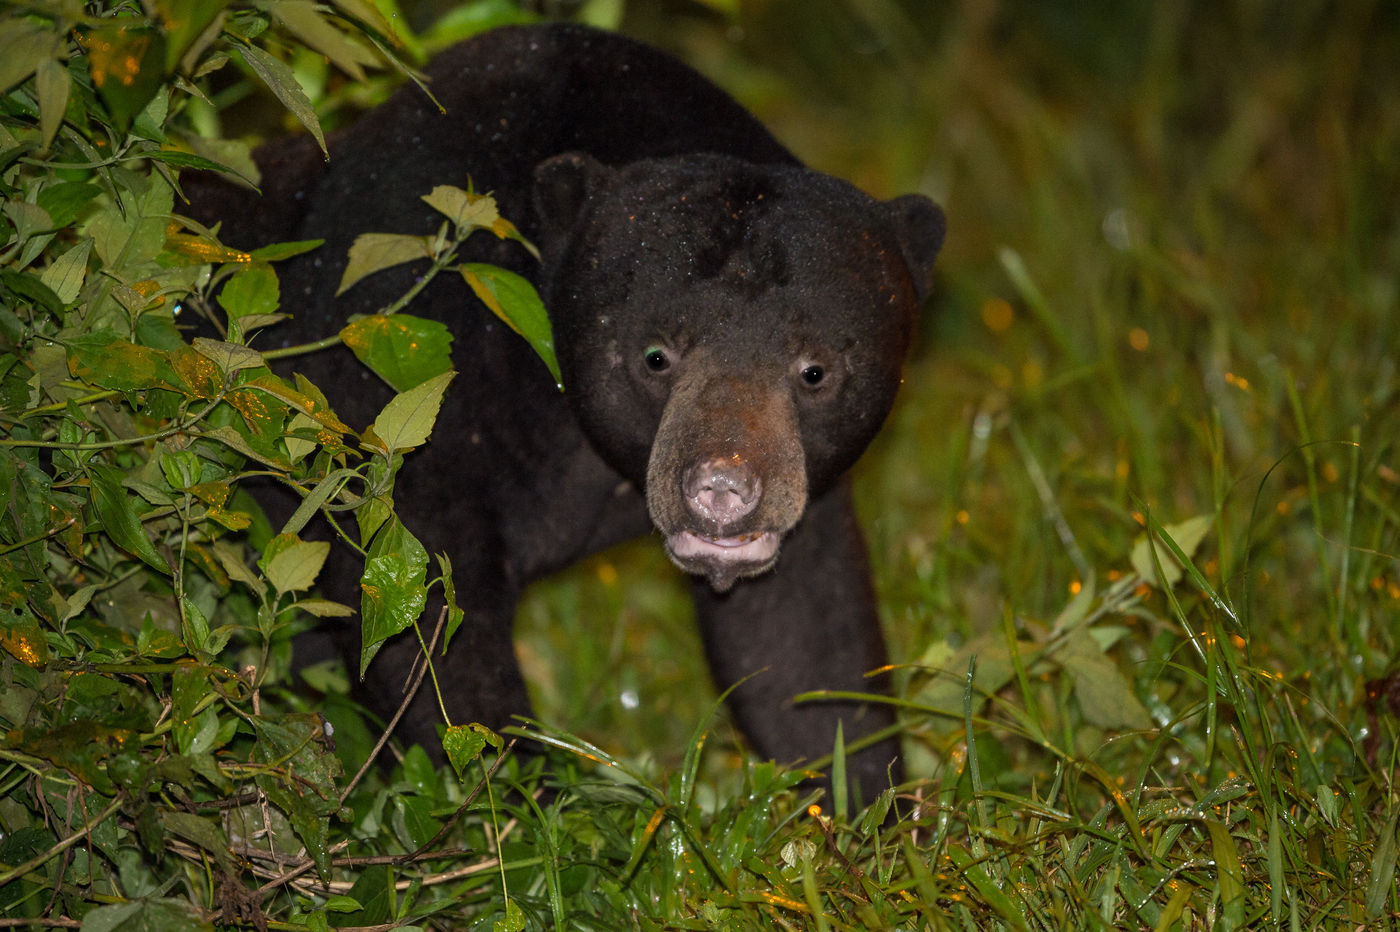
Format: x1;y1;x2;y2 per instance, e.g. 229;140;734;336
0;3;558;927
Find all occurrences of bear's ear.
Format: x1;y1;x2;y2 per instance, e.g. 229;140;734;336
884;194;946;304
533;152;615;253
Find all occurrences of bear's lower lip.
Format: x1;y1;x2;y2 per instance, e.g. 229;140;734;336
664;530;780;590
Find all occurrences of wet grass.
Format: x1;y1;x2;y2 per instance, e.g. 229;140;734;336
510;1;1400;927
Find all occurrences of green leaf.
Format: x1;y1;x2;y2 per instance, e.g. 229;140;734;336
322;895;362;914
340;313;453;392
335;864;392;927
250;239;323;262
271;0;380;80
0;269;63;315
68;333;184;392
153;0;229;72
88;171;174;269
460;263;560;386
173;705;220;757
328;0;400;38
436;552;465;649
494;899;526;932
192;336;265;374
359;517;428;675
161;810;232;872
35;56;70;150
213;539;263;590
37;181;102;229
181;595;212;655
442;722;490;781
280;467;359;538
88;464;169;574
39;238;91;305
1059;637;1152;730
250;714;342;877
1131;514;1212;588
336;232;433;295
261;533;331;595
80;898;212;932
295;597;356;618
201;424;292;470
3;201;52;244
217;265;280;341
909;633;1015;731
367;370;454;455
144;148;245;174
1205;819;1245;930
83;24;168;132
234;39;326;155
159;450;203;491
0;21;58;95
391;793;442;850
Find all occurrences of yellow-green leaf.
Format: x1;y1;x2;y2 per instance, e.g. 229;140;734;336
192;336;265;374
265;539;331;595
40;239;91;305
367;370;454;454
337;232;433;295
423;185;499;230
1131;514;1212;588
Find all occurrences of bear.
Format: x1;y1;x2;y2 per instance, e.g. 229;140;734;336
185;22;945;805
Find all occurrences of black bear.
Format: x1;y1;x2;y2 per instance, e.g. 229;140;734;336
186;23;944;803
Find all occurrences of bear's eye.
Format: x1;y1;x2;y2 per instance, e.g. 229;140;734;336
799;364;826;387
643;347;672;373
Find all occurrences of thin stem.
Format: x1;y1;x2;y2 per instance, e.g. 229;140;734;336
379;241;458;317
337;607;448;807
0;393;227;451
261;332;345;362
21;388;121;418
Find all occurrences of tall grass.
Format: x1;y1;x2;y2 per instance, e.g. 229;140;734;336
2;0;1394;927
518;0;1400;926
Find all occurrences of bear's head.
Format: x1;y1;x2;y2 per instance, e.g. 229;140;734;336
534;153;944;590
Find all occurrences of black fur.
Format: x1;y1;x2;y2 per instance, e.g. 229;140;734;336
184;23;944;806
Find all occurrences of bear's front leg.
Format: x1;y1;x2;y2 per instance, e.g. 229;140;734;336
690;480;901;809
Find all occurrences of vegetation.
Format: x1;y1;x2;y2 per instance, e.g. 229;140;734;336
2;0;1398;929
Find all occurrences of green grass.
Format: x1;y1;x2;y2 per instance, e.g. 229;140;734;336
515;0;1400;927
2;0;1398;928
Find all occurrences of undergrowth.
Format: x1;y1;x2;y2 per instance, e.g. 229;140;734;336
2;0;1398;930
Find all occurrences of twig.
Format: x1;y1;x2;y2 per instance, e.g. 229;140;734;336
0;920;81;928
0;796;122;889
405;739;517;861
338;606;449;807
251;608;448;899
319;855;503;895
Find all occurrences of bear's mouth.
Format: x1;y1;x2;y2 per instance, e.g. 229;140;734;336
664;530;780;592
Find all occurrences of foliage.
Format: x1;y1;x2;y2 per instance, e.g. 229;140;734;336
2;0;1400;929
0;1;553;927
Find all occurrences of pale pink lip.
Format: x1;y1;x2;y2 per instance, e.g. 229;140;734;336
666;530;779;567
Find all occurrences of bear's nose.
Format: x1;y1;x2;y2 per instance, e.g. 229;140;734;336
684;458;761;529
